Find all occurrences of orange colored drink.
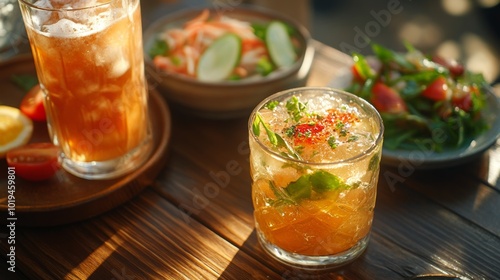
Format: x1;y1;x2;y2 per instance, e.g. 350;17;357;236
249;87;383;269
19;0;151;179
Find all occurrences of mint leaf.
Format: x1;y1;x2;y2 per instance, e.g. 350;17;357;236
285;175;312;200
309;170;347;193
269;181;295;206
368;152;381;171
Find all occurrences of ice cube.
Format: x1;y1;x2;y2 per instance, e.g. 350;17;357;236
43;18;87;36
94;45;130;78
31;0;53;30
109;55;129;78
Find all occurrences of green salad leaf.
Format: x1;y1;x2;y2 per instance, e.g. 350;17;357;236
346;43;489;152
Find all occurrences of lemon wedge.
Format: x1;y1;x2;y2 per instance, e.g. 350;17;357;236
0;105;34;157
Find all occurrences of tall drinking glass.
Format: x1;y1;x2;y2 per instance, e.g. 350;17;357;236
249;87;384;269
18;0;152;179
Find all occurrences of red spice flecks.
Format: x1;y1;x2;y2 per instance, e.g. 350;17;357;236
323;109;359;129
291;109;359;146
293;122;325;145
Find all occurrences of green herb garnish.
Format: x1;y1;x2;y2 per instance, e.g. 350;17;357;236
346;42;489;151
286;95;307;122
253;113;302;160
149;39;169;59
256;57;275;76
269;170;351;206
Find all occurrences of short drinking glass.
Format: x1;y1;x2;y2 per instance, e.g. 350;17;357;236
249;87;383;269
18;0;152;179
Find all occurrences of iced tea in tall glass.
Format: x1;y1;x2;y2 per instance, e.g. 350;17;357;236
18;0;152;179
249;87;383;269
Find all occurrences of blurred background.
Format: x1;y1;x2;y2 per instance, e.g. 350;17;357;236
2;0;499;83
309;0;500;84
139;0;500;84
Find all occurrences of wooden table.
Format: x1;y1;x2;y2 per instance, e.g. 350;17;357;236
2;11;500;280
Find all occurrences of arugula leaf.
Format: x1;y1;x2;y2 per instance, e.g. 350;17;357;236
352;52;374;80
372;43;415;71
400;80;422;98
395;71;441;85
358;77;375;101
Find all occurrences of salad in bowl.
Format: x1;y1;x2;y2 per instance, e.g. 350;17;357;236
144;7;314;118
333;43;500;168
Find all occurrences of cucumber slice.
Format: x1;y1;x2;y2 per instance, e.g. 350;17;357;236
197;33;242;82
266;21;297;68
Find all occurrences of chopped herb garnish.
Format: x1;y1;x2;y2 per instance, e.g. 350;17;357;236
328;136;337;149
253;113;302;160
265;100;279;110
348;135;359;142
286;96;307;121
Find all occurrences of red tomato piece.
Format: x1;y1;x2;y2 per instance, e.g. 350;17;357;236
351;64;364;82
422;76;449;101
432;55;464;77
452;94;472;112
371;82;407;113
20;84;46;121
452;85;479;112
6;143;60;182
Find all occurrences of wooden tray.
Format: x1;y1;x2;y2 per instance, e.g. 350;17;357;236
0;54;172;227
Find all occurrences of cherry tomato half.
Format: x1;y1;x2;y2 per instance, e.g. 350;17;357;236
371;82;407;113
421;76;449;101
452;85;479;112
6;142;60;182
20;84;46;122
432;55;464;78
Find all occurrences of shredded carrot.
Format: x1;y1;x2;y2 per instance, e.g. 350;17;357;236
152;9;290;79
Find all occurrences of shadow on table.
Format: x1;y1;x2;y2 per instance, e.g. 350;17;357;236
219;229;363;279
375;152;500;279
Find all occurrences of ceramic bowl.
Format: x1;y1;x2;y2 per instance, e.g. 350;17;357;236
143;6;314;119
